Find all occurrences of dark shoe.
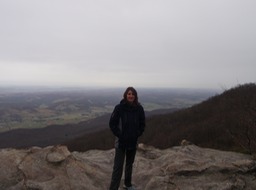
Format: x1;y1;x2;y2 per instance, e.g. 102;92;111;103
123;185;136;190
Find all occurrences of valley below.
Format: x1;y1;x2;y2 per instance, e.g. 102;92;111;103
0;86;216;132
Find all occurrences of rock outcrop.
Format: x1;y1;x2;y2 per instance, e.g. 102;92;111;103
0;144;256;190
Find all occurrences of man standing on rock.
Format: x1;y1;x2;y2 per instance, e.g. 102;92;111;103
109;87;146;190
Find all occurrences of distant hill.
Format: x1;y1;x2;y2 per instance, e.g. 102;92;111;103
63;83;256;154
141;83;256;154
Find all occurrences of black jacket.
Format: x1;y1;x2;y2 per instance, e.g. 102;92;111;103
109;99;145;149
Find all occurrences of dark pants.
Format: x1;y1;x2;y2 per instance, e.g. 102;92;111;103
109;148;137;190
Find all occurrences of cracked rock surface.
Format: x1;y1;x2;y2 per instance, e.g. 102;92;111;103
0;144;256;190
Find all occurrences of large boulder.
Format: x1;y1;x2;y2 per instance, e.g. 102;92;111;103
0;144;256;189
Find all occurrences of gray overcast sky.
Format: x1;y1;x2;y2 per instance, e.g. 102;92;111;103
0;0;255;89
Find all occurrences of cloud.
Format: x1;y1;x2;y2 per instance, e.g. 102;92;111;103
0;0;255;89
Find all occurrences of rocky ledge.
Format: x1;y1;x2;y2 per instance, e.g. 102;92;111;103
0;144;256;190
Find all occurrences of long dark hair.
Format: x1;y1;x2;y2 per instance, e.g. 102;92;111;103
123;86;139;105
